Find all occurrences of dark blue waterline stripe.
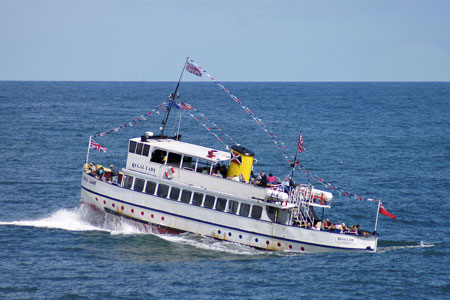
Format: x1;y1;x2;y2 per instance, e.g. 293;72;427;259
81;185;375;251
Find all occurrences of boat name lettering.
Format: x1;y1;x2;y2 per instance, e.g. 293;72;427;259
335;236;355;244
83;175;97;186
131;162;156;173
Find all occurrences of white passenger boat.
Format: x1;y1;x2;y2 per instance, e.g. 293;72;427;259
80;59;380;252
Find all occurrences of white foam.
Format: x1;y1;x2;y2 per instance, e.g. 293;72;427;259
159;233;263;255
0;207;150;236
0;208;105;232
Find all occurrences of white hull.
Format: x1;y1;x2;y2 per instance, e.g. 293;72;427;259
81;173;378;253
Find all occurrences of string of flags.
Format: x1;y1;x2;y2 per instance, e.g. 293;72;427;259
187;59;293;163
168;99;238;148
93;101;168;137
185;59;396;217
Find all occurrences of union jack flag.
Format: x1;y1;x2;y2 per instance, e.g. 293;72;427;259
90;138;107;153
297;131;306;153
185;62;202;77
180;101;194;110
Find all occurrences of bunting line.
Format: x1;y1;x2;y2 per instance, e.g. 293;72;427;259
188;59;293;163
93;101;168;137
175;101;238;149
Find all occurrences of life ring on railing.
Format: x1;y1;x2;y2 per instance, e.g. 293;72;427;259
164;167;175;179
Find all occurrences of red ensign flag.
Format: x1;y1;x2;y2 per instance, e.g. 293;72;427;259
379;202;396;219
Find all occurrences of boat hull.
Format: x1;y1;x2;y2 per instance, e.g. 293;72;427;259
81;174;378;253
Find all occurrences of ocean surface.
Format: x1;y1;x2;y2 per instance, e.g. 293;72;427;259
0;81;449;299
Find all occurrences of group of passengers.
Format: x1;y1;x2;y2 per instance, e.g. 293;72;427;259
85;162;120;185
297;218;368;235
223;169;294;189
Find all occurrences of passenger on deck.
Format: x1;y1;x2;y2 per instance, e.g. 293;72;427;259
232;174;240;182
314;221;322;230
87;163;97;176
96;167;104;180
267;173;277;184
323;218;331;230
283;177;291;192
213;169;223;178
257;171;267;187
110;164;119;184
250;171;256;185
239;173;246;183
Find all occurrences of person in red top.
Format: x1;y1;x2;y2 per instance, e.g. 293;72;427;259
267;173;277;184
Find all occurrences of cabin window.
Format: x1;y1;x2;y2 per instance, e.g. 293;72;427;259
182;156;194;171
150;149;167;164
133;178;145;192
228;200;239;214
129;141;137;153
216;197;227;212
266;206;288;224
169;187;180;201
156;184;169;198
250;205;263;219
192;192;204;206
167;152;182;168
239;203;250;217
180;190;192;204
204;195;215;209
135;143;143;155
196;159;212;174
145;181;156;195
123;175;133;189
142;144;150;157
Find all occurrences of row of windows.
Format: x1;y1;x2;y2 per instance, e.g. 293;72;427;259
123;175;263;219
129;141;215;175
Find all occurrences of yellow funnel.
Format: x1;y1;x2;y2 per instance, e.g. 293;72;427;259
227;145;255;182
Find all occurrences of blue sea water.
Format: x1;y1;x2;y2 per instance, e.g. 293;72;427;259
0;81;449;299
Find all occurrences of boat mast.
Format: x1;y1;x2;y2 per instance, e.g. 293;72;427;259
161;57;189;137
290;130;303;179
374;200;381;232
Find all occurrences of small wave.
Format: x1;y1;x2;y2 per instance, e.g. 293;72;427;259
378;240;434;252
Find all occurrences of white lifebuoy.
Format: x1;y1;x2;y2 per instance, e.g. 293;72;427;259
165;167;175;179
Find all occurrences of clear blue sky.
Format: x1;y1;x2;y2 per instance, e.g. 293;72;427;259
1;0;449;81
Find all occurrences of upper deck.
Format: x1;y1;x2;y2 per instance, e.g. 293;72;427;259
130;137;231;163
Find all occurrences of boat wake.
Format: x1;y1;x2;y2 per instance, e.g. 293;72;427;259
0;206;146;236
0;206;265;255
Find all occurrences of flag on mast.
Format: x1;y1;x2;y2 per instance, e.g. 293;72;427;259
297;131;306;153
90;138;107;153
185;61;202;77
379;202;396;219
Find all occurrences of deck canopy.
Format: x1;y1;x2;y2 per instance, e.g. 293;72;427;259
130;137;231;163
